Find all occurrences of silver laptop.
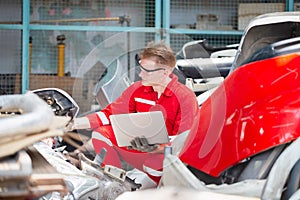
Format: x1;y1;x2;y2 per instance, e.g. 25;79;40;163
110;111;169;147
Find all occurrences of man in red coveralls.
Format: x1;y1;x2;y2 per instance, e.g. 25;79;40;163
71;41;199;188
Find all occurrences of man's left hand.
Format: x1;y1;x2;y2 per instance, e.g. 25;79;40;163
129;136;158;152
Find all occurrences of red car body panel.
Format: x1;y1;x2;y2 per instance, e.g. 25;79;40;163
180;53;300;177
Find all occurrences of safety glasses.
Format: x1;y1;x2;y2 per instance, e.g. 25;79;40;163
139;63;165;73
135;54;165;73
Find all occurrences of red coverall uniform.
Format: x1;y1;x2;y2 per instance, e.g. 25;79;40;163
86;74;199;183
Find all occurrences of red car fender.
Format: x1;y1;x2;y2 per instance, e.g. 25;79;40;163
179;53;300;177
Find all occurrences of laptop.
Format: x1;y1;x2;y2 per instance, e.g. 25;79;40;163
109;111;169;147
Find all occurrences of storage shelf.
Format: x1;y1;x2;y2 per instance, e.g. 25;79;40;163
168;28;243;36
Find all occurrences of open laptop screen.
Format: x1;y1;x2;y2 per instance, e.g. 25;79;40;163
110;111;169;147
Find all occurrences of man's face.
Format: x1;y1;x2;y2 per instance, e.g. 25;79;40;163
138;58;167;86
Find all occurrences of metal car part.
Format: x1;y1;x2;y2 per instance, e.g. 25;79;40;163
116;186;260;200
231;12;300;71
0;92;54;138
34;142;138;199
0;150;32;198
261;137;300;200
180;36;300;178
104;165;127;182
177;56;234;79
0;150;32;179
176;39;238;60
289;190;300;200
161;153;265;198
33;87;80;118
185;77;224;93
94;59;132;109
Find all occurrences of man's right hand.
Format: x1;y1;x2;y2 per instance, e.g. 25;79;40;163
65;117;91;132
65;119;75;132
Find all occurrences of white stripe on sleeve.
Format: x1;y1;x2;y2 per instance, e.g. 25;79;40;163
96;111;110;125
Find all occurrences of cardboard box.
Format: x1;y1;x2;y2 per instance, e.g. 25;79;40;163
14;74;78;95
238;3;285;30
196;14;218;30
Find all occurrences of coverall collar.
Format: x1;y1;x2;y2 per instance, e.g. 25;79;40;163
143;74;178;97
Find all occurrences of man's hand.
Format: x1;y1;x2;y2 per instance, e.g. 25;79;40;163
65;117;91;132
129;136;158;152
65;119;75;132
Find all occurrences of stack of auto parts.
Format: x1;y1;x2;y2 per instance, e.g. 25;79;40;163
0;91;139;199
0;92;68;198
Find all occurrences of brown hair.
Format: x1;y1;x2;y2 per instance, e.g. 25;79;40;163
140;41;176;69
